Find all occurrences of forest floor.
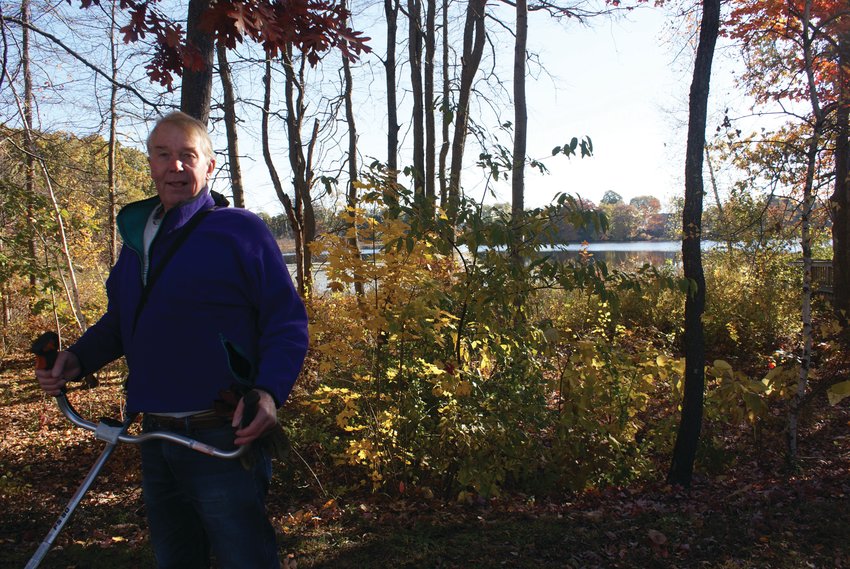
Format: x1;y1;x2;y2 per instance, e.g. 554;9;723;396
1;353;849;569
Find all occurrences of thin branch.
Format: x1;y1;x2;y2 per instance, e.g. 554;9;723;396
2;16;162;109
3;66;87;332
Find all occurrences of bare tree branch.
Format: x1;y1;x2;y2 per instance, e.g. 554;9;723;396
2;16;162;109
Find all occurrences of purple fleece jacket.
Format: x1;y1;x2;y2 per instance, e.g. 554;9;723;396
69;189;309;413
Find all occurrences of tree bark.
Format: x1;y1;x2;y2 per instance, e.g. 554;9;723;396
22;0;36;289
408;0;425;197
790;127;818;464
181;0;214;122
705;145;733;253
263;59;304;293
511;0;528;223
342;20;365;297
830;33;850;319
284;48;315;295
788;0;822;465
9;107;88;332
1;207;9;351
217;44;245;208
447;0;487;223
438;0;450;209
667;0;719;488
385;0;400;176
107;0;119;266
424;0;436;203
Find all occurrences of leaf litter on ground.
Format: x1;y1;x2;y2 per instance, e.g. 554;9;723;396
1;354;849;568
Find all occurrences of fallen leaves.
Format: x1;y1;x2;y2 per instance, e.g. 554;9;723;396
3;357;850;567
647;528;668;558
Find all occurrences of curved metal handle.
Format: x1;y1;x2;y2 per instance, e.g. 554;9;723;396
55;394;249;460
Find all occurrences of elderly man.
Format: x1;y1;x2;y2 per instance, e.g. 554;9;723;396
36;111;308;568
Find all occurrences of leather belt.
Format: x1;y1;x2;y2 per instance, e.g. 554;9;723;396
144;411;231;432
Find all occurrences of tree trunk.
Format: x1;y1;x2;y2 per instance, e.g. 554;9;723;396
22;0;36;289
438;0;450;209
788;0;822;465
1;207;9;350
17;0;84;331
301;119;318;295
408;0;425;197
511;0;528;223
447;0;486;223
790;130;818;464
181;0;214;122
424;0;436;203
385;0;400;176
284;48;315;295
262;59;304;293
831;33;850;320
667;0;719;488
342;19;365;297
705;145;733;253
217;43;245;208
107;0;119;266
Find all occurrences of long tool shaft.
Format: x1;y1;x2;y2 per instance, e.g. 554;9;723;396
24;436;121;569
25;332;254;567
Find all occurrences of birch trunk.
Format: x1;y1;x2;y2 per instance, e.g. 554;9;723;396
788;0;822;464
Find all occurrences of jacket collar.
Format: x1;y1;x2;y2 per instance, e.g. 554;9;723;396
117;188;214;254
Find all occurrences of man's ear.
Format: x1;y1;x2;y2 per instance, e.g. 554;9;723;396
206;158;216;178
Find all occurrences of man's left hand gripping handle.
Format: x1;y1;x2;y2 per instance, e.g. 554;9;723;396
31;331;59;372
32;332;81;396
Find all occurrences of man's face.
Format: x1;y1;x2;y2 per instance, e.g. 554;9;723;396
148;123;215;211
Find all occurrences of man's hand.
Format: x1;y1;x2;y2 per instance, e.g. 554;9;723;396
35;351;82;396
232;390;277;446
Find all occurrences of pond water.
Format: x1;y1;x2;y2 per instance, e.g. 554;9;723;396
289;240;717;294
540;241;688;266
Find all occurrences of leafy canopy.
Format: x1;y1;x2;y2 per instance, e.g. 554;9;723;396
73;0;372;88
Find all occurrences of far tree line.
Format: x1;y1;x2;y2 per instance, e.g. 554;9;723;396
257;187;830;248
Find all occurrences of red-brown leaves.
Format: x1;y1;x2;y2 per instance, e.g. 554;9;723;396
726;0;850;103
71;0;371;90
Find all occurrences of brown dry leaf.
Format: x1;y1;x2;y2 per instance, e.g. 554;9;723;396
647;529;667;545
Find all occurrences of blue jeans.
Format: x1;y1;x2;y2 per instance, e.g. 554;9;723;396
140;421;279;569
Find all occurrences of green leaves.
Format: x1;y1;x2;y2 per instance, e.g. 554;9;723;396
552;136;593;159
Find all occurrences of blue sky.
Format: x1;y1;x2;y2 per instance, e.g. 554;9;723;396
515;7;691;209
226;4;745;215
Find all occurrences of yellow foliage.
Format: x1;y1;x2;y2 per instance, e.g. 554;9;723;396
827;380;850;406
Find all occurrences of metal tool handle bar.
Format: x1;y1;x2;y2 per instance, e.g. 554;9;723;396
55;393;249;460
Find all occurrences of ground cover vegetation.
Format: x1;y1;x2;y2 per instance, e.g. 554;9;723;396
3;0;850;566
2;196;849;566
2;174;848;566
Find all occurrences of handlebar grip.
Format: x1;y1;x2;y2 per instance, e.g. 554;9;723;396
31;331;59;371
240;390;260;428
